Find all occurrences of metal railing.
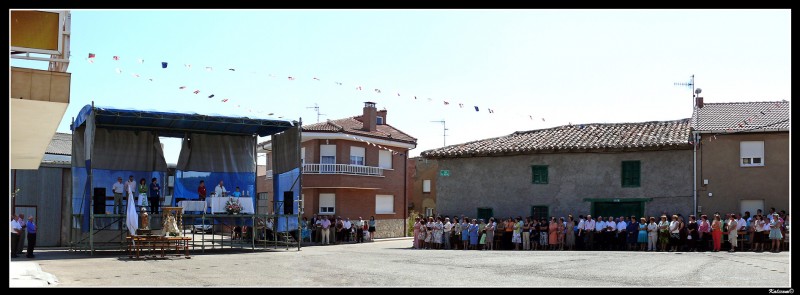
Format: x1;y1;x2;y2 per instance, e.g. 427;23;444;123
302;164;384;176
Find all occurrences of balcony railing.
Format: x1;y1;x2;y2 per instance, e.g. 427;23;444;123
303;164;384;176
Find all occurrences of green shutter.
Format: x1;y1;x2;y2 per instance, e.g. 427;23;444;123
622;161;640;187
531;165;548;184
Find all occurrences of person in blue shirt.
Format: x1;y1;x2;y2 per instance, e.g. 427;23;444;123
149;178;161;213
233;187;242;198
26;216;37;258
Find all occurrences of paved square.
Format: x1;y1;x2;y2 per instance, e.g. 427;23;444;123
18;238;791;287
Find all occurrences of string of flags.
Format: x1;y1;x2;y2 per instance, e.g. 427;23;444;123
81;51;547;123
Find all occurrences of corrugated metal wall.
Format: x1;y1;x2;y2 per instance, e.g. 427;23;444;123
13;165;70;247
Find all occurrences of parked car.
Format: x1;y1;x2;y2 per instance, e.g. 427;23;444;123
192;224;212;233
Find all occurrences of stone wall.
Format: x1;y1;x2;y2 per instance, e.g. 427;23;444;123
374;218;405;238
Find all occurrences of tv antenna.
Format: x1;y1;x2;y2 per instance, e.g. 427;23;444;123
673;74;697;111
430;120;448;147
306;103;326;123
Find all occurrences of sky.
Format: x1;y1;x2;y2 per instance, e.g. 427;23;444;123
11;9;791;163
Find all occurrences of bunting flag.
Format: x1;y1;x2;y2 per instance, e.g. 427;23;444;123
79;50;550;125
221;99;229;102
87;58;95;64
208;94;215;98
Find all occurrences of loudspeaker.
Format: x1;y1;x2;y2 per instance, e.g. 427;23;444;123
93;187;106;214
283;191;294;214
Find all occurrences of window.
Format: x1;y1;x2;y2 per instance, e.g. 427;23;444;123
350;146;365;166
377;116;384;125
621;161;640;187
300;147;306;165
378;150;392;169
531;165;548;184
422;179;431;193
531;206;548;220
740;141;764;167
375;195;394;214
319;193;335;214
425;207;434;217
320;145;336;172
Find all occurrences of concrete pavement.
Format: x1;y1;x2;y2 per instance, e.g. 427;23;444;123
10;238;791;287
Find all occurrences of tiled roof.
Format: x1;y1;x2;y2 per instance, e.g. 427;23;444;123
302;116;417;144
692;101;790;132
421;119;691;158
46;132;72;155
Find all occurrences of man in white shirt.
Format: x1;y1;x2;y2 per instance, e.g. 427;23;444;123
576;216;586;250
343;218;352;243
584;215;596;250
616;216;627;250
595;216;606;250
738;214;748;232
111;177;125;214
320;216;331;245
605;217;616;251
354;217;365;243
443;218;453;250
10;215;22;258
215;180;227;197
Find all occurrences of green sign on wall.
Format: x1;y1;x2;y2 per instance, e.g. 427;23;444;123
440;170;450;176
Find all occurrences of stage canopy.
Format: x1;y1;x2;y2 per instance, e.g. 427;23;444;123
71;104;297;232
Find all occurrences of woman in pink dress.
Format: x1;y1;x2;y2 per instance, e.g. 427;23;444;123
412;217;421;249
548;217;558;250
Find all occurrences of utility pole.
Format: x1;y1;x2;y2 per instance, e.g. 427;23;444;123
430;120;448;147
674;75;699;217
306;103;326;123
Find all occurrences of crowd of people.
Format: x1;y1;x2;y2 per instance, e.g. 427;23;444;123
411;208;789;253
302;215;378;245
9;213;37;259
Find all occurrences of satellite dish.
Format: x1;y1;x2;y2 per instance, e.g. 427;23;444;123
695;88;702;94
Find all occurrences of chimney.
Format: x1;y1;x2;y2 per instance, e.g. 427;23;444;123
376;109;387;125
362;102;377;132
696;96;704;108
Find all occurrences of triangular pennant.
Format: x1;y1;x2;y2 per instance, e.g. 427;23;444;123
113;56;120;61
443;101;449;105
221;99;229;102
179;86;186;90
228;68;235;71
193;90;200;94
208;94;215;98
288;76;295;80
313;77;320;81
161;62;168;68
88;53;96;58
474;106;479;112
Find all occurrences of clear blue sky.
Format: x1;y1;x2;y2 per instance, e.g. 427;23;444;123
12;9;791;162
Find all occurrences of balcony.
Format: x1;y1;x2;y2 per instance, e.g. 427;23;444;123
303;164;384;177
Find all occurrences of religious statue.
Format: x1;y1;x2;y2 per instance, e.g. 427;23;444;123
140;207;150;230
163;214;181;237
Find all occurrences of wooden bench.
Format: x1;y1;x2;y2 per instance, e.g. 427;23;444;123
127;235;192;259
